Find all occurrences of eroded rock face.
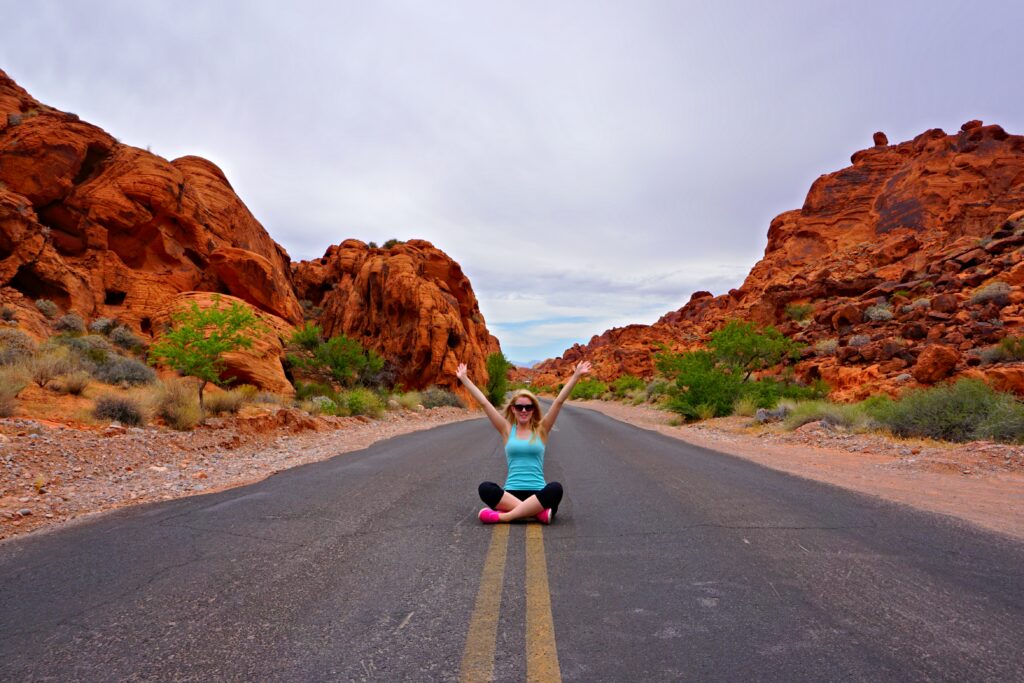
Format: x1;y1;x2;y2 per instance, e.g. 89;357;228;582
0;68;301;337
293;239;501;393
531;123;1024;399
0;70;500;394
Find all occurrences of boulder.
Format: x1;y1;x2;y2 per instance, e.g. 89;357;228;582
911;345;960;383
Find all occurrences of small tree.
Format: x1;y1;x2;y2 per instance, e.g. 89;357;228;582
148;295;267;411
708;320;802;380
286;325;385;388
485;352;511;405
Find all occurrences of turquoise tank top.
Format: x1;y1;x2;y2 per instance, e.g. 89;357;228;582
504;425;546;490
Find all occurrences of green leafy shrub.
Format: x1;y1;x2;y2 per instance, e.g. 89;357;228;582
151;380;202;430
571;378;609;400
0;328;37;365
421;386;464;408
382;238;404;248
485;352;512;405
204;388;249;415
89;317;117;335
35;298;59;319
707;320;803;380
93;356;156;385
295;381;336;400
695;403;717;420
664;350;743;419
94;394;146;426
287;331;385;388
971;281;1010;306
343;387;384;417
611;374;645;398
109;325;144;350
289;322;322;351
785;303;813;322
873;379;1019;442
54;313;85;334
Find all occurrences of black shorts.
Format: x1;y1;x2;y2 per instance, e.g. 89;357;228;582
478;481;563;512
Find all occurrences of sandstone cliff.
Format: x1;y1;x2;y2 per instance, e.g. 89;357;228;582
533;122;1024;399
0;70;498;393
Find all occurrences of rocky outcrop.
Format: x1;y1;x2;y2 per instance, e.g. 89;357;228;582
532;124;1024;399
0;70;499;394
293;239;501;393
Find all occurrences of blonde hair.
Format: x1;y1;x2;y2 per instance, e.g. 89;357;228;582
503;389;545;442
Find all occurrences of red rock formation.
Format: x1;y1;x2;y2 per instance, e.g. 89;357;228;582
293;239;500;394
0;70;500;395
531;124;1024;399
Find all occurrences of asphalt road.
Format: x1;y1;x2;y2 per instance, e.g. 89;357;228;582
2;404;1023;682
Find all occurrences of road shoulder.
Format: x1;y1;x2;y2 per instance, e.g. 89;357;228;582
570;399;1024;541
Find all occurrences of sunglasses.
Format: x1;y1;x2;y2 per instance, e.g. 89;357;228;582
513;404;534;412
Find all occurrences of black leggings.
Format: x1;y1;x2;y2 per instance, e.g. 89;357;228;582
479;481;563;512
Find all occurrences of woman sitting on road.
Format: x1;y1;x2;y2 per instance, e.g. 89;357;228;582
456;360;592;524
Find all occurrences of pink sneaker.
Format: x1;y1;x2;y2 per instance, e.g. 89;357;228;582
479;508;501;524
536;509;554;525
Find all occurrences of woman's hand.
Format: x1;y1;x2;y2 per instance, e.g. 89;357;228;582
574;360;592;377
456;363;469;382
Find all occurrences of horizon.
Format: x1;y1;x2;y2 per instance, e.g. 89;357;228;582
3;1;1023;362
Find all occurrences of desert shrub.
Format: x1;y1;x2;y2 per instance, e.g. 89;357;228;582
571;378;609;400
848;334;871;348
863;304;893;322
54;312;85;334
307;395;334;415
978;399;1024;443
421;386;464;408
783;401;871;431
0;328;36;365
287;331;385;388
343;387;384;417
978;346;1008;364
295;381;335;400
996;336;1024;361
29;350;72;388
1;305;16;321
814;338;838;356
785;303;813;322
645;379;669;402
707;320;803;380
0;365;28;416
733;395;758;417
485;352;512;405
740;376;829;409
55;370;91;396
695;403;716;421
394;391;423;410
971;281;1011;306
382;238;404;249
235;384;259;401
35;299;59;319
109;325;144;350
89;317;117;335
611;374;645;398
873;379;1013;442
93;355;156;386
289;322;322;351
893;289;911;298
57;334;112;363
204;388;248;415
910;297;931;310
151;380;202;430
626;389;646;405
94;394;146;426
664;351;743;419
367;241;378;249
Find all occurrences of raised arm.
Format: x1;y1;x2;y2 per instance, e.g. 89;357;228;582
541;360;592;434
456;363;510;438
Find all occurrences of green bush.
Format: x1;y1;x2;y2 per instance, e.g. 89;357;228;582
707;320;803;380
732;396;758;417
571;378;609;400
295;381;336;400
93;356;157;385
695;403;717;420
485;352;511;405
94;394;146;426
645;379;669;402
783;401;871;431
421;386;464;408
785;303;813;322
35;298;59;319
289;322;322;351
393;391;423;410
54;313;85;334
873;379;1020;442
382;238;404;249
343;387;384;417
742;377;829;409
287;333;385;388
664;351;742;419
611;374;645;398
0;328;37;365
997;336;1024;361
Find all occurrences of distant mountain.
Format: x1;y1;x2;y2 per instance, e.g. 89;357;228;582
511;359;544;369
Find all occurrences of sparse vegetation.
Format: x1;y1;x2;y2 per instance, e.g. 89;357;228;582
55;370;91;396
93;355;156;386
35;299;59;319
286;324;386;389
611;374;645;398
89;317;117;335
54;312;85;334
971;281;1011;306
28;350;72;388
732;396;758;417
393;391;423;410
109;325;144;350
815;338;838;356
93;394;146;426
863;304;893;322
571;378;609;400
204;388;249;415
420;386;464;408
0;365;28;416
848;334;870;348
784;303;813;322
783;400;872;431
0;328;36;365
58;334;112;363
151;379;202;430
382;238;404;249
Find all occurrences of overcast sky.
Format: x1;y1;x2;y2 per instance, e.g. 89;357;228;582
3;1;1022;363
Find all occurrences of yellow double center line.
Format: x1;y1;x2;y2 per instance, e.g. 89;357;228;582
460;525;562;682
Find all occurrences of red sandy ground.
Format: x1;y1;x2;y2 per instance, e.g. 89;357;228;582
571;400;1024;541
